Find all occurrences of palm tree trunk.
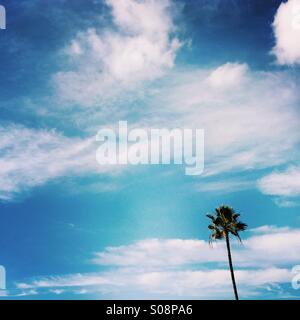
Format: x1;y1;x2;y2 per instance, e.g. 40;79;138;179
225;232;239;300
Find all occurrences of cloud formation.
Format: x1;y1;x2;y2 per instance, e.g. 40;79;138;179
272;0;300;65
146;63;300;176
195;178;254;194
258;166;300;197
93;227;300;268
207;62;248;89
53;0;181;106
16;226;298;298
0;124;115;200
16;268;292;299
3;62;300;200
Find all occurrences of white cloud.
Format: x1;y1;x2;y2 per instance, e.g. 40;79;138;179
93;238;227;267
0;124;117;200
17;273;111;290
207;62;248;89
53;0;181;106
249;225;291;234
239;229;300;267
15;268;291;299
258;166;300;197
196;178;254;194
93;228;300;268
146;64;300;176
272;0;300;65
107;0;173;35
16;226;299;298
53;61;300;179
5;63;300;199
52;41;300;179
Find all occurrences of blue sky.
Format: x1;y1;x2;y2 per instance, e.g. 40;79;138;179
0;0;300;299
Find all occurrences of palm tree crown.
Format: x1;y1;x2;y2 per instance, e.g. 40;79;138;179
207;205;247;243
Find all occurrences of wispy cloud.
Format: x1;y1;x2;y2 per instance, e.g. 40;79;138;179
15;268;292;299
195;178;255;194
53;0;181;107
143;64;300;177
249;225;291;234
2;61;300;200
273;198;299;208
0;124;120;200
15;226;299;298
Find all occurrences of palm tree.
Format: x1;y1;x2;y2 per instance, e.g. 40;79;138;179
206;205;247;300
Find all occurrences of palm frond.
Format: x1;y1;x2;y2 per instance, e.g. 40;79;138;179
206;214;215;221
